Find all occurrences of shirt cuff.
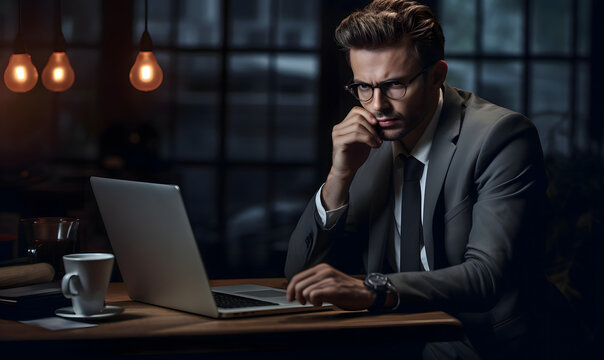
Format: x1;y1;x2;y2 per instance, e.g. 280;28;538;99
315;183;348;230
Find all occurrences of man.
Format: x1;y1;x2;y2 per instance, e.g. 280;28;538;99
284;1;561;358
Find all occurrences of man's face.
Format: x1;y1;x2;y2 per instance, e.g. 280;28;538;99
349;42;438;144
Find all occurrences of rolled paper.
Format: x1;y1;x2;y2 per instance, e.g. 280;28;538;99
0;263;55;288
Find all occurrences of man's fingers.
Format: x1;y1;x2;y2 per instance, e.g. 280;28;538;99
335;113;381;146
334;130;381;149
287;264;334;304
333;124;381;149
348;106;378;126
292;268;332;304
286;266;318;301
301;278;335;307
288;264;374;310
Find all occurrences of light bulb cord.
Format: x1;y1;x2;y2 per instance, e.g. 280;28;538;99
54;0;66;51
139;0;153;51
56;0;62;34
17;0;22;34
13;0;26;53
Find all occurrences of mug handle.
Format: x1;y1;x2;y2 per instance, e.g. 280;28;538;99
61;273;80;298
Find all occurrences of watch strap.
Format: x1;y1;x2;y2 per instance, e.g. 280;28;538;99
367;287;387;312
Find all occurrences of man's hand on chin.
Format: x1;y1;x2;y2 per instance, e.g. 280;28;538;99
286;263;376;311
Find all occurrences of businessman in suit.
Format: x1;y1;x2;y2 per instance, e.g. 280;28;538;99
284;1;562;358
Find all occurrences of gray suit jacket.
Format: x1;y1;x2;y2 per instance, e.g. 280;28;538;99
285;83;549;354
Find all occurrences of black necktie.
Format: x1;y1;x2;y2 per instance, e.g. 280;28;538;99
401;156;424;272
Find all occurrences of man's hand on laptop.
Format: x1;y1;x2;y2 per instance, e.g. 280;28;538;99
286;263;374;310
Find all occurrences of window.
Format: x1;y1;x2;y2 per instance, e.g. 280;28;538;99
439;0;591;156
133;0;321;277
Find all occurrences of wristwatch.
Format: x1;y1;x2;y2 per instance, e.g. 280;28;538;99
364;273;395;312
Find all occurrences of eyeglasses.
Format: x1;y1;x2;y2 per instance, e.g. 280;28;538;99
344;65;431;103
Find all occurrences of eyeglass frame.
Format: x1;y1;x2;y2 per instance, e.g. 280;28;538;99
344;64;433;103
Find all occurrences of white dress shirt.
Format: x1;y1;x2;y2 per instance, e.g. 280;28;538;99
315;89;444;272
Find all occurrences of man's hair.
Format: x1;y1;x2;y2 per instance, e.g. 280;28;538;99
335;0;444;67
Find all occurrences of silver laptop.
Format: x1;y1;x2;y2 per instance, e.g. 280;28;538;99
90;176;328;318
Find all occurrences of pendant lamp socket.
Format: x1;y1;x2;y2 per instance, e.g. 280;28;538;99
140;30;153;51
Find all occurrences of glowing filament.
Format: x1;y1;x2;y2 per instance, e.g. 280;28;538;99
53;68;65;81
16;66;26;81
141;65;152;81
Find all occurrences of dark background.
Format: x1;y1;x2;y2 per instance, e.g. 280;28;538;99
0;0;602;349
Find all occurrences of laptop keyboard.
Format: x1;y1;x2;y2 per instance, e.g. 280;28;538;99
212;291;279;309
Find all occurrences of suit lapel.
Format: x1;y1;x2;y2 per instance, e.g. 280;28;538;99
424;84;464;269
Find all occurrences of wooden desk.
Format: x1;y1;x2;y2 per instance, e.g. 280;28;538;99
0;279;462;357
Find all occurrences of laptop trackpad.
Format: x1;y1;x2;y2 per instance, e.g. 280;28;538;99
235;289;286;299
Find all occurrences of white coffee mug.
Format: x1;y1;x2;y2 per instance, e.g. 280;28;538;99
61;253;114;316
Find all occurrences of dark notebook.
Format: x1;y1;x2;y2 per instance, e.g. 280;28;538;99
0;282;70;320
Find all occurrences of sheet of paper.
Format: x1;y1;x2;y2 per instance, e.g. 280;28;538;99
20;317;98;331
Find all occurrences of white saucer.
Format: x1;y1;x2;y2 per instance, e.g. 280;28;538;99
55;305;124;320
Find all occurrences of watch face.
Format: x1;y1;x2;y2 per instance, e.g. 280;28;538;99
367;273;388;287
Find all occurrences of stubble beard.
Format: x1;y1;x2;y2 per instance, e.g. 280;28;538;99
375;113;422;142
377;126;406;141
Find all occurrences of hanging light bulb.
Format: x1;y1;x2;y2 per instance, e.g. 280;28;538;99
42;51;75;91
4;51;38;93
4;1;38;93
42;1;74;92
129;0;163;92
129;31;163;92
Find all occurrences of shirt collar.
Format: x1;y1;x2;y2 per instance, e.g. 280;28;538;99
392;87;443;164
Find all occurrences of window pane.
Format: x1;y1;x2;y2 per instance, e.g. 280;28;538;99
225;168;269;272
530;0;572;55
578;0;591;56
227;54;270;92
58;111;98;160
575;62;590;152
530;61;571;156
57;49;101;160
133;0;172;46
227;102;269;161
63;0;101;44
275;104;315;162
227;54;270;161
178;167;218;243
177;54;221;95
480;60;523;113
0;1;17;43
174;105;219;161
274;54;318;162
274;168;317;205
276;0;319;49
229;0;271;48
440;0;476;54
63;49;100;91
482;0;523;54
177;0;222;48
172;54;221;160
445;60;476;92
276;54;319;93
173;54;220;160
272;168;318;252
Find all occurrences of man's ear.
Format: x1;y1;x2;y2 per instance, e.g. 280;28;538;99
431;60;448;88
